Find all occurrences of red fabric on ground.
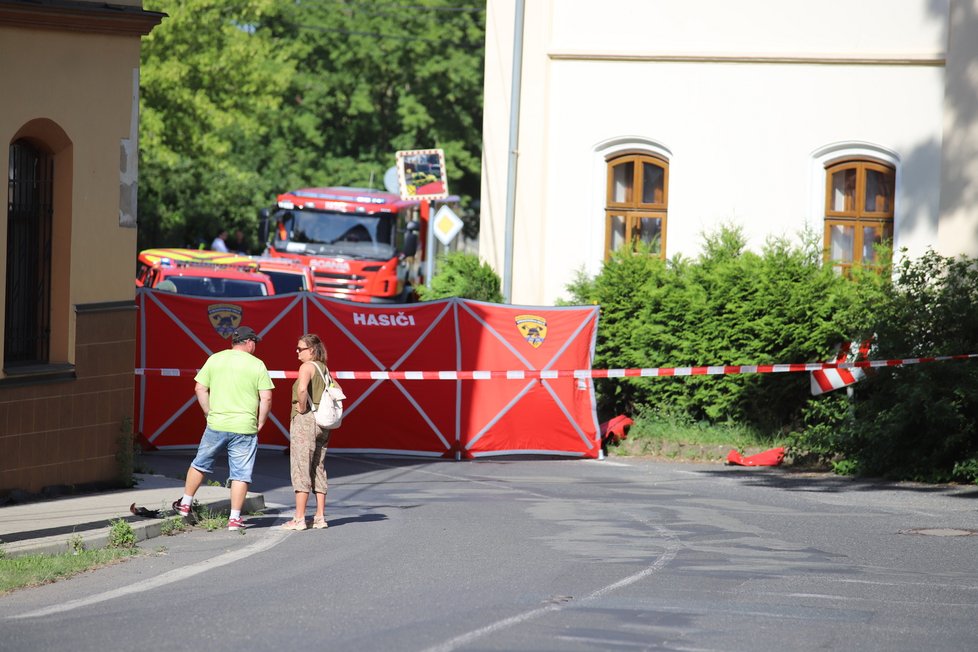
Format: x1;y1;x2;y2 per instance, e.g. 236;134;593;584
726;447;785;466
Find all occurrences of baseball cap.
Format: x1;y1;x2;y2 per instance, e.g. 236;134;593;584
232;325;261;343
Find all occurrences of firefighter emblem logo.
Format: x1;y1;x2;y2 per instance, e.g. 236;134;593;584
515;314;547;348
208;304;243;339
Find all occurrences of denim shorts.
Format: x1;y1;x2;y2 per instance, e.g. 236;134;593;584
191;427;258;483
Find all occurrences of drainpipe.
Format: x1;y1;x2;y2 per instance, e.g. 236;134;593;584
502;0;525;304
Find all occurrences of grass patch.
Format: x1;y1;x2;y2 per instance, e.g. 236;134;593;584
610;412;789;463
160;516;190;536
194;505;229;532
170;500;253;533
0;547;139;595
0;498;254;595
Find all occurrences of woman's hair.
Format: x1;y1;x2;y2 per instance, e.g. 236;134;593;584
299;333;327;364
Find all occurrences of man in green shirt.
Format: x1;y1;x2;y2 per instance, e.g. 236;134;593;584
173;325;274;531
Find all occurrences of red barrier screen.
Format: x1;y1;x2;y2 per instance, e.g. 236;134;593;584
135;290;600;459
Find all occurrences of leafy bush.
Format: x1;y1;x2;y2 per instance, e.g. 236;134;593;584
107;519;137;549
825;250;978;481
566;226;886;435
417;252;503;302
572;229;978;482
68;534;86;555
790;392;854;466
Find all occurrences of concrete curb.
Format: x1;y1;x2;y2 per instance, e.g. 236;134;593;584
1;494;266;558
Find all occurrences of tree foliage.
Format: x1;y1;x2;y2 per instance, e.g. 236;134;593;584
417;252;502;302
139;0;486;251
140;0;296;250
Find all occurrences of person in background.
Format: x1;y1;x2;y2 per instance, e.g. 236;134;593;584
173;326;274;531
232;228;248;255
211;229;229;253
281;333;332;531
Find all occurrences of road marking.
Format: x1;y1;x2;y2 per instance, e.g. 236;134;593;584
422;532;680;652
11;530;290;619
588;459;631;467
345;455;685;652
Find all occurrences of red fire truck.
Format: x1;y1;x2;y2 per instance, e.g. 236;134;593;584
258;186;428;303
135;249;275;298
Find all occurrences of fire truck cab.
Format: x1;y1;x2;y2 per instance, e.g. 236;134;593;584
258;187;423;303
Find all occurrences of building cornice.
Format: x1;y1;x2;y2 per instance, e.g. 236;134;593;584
0;0;164;36
549;51;946;67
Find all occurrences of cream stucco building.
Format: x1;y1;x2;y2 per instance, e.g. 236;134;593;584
0;0;162;495
481;0;978;305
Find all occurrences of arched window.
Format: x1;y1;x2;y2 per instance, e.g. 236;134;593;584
605;153;668;259
5;139;53;366
824;158;894;274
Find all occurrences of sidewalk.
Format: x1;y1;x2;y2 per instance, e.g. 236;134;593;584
0;474;266;558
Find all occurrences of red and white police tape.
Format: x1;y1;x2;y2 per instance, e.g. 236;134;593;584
135;353;978;381
810;338;874;395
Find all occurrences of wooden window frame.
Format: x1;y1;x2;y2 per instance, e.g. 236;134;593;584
605;153;668;260
823;158;894;275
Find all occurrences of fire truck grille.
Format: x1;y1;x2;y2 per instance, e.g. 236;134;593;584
313;270;367;293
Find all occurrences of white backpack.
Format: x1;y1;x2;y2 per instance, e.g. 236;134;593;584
310;363;346;429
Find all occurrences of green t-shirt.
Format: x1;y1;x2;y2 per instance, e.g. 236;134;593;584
194;349;275;434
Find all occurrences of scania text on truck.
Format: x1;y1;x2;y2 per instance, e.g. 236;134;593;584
258;186;425;303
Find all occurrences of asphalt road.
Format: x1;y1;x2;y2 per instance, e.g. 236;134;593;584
1;450;977;652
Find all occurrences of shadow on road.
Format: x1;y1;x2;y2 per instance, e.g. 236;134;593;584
140;449;471;497
142;449;978;504
697;466;978;500
321;513;389;528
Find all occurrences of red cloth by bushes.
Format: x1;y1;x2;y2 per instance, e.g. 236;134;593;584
600;415;633;448
726;447;785;466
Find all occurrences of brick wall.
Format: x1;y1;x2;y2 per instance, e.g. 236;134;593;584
0;303;135;495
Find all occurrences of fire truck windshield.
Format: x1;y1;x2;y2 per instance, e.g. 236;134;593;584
274;208;396;260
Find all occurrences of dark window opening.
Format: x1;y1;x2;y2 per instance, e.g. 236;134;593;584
5;140;53;367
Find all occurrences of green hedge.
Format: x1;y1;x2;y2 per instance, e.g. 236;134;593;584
563;225;885;435
421;233;978;482
569;228;978;481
